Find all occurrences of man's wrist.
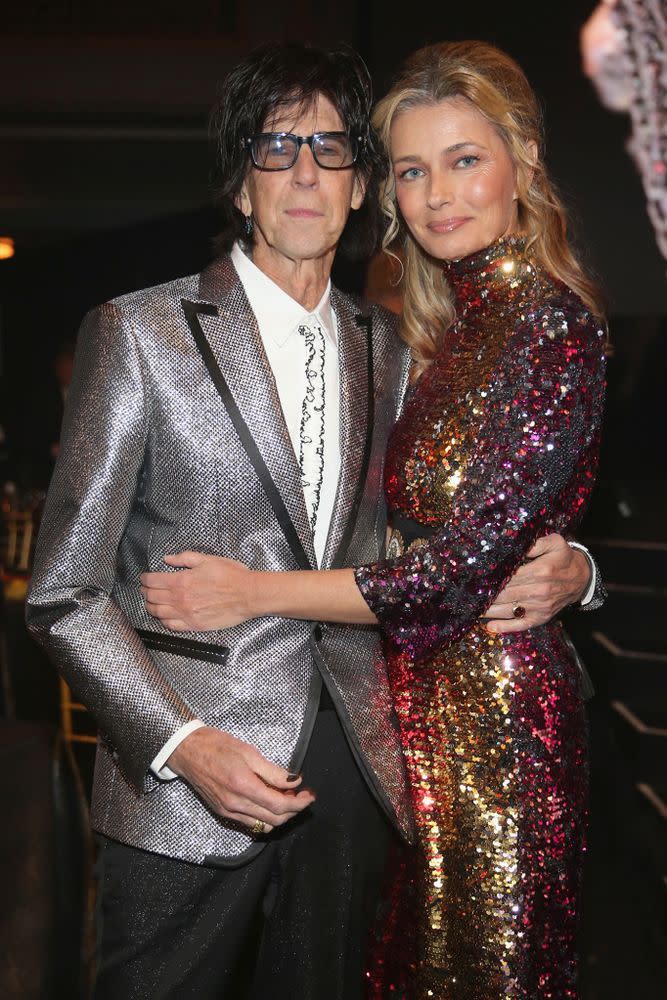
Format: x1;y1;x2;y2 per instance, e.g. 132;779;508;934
165;723;213;779
150;719;206;780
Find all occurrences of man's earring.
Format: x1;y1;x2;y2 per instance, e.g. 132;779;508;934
244;214;254;238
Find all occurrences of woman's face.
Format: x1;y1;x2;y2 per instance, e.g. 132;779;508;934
390;97;521;261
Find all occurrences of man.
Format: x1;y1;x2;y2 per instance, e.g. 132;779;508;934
27;42;600;999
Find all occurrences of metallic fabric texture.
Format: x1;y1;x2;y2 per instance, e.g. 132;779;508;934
26;254;414;865
357;237;606;997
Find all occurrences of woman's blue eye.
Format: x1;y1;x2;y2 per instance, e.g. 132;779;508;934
398;167;423;180
455;154;479;168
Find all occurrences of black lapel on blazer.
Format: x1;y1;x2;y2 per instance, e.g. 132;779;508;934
329;311;375;569
181;298;313;571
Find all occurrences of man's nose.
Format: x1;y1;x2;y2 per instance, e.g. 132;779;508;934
292;144;319;185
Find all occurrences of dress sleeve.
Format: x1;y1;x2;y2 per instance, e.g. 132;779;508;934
354;304;606;661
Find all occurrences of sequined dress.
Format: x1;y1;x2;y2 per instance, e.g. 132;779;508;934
355;237;606;998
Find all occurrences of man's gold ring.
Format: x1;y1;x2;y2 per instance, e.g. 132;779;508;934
250;818;266;836
512;603;526;619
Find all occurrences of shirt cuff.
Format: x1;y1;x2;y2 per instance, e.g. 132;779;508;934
567;541;597;606
149;719;206;781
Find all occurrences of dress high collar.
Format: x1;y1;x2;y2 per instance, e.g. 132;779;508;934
442;235;538;316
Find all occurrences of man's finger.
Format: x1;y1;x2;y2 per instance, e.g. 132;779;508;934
230;795;303;827
525;534;564;559
488;584;536;606
245;788;314;822
235;776;315;819
223;809;275;833
250;752;306;792
524;539;546;559
224;748;313;807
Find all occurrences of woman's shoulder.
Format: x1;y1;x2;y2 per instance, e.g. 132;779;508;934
519;272;606;360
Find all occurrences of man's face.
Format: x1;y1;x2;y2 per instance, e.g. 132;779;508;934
237;94;365;273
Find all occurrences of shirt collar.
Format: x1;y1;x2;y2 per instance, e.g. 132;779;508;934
231;242;336;348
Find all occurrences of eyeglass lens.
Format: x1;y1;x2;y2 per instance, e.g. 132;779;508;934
251;133;356;170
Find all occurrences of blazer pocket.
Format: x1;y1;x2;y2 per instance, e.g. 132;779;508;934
136;628;229;666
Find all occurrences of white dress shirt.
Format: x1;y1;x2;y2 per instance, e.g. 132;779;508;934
230;242;341;563
568;541;597;606
150;243;341;779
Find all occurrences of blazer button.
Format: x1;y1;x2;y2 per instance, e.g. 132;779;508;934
313;624;323;642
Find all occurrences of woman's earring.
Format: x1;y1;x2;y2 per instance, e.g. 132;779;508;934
244;214;254;238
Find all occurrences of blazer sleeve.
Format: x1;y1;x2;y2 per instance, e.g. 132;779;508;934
26;302;198;791
354;304;606;662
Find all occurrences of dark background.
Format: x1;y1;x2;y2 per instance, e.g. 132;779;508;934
0;3;665;998
0;0;665;491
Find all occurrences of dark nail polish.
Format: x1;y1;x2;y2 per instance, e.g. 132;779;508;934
286;772;301;783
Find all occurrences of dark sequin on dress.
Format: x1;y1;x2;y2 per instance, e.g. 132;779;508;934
355;236;606;999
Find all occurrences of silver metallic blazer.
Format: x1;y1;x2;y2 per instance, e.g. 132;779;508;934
26;254;415;865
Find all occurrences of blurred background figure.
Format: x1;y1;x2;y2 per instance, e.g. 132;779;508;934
581;0;667;260
581;0;634;107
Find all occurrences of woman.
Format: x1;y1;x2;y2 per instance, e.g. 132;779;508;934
355;44;606;998
145;42;606;997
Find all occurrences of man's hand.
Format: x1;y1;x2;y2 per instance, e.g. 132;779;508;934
140;552;254;631
484;534;591;634
168;726;315;834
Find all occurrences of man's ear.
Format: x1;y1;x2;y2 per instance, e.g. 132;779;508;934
236;180;252;218
351;172;367;211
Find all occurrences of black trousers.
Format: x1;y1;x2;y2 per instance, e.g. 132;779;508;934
93;706;395;999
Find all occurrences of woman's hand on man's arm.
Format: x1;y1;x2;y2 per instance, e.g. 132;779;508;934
140;534;593;635
140;554;376;631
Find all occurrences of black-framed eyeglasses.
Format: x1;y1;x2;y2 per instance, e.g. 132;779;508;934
243;132;363;171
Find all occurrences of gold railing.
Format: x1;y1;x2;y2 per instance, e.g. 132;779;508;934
2;510;34;575
59;677;97;746
2;487;97;746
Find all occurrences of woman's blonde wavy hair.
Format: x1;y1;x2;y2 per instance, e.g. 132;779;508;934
372;40;605;376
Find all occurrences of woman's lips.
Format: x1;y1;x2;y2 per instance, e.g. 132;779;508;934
427;217;471;233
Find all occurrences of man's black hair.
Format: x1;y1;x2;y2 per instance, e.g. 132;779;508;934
209;41;387;260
